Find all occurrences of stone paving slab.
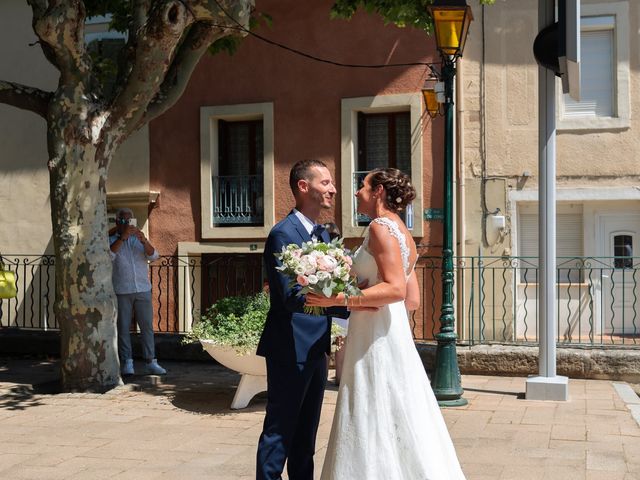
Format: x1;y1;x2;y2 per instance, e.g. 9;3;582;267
1;358;639;479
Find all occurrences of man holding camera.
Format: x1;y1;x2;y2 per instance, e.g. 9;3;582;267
109;207;166;376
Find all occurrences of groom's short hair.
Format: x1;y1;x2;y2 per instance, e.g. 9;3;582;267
289;159;328;195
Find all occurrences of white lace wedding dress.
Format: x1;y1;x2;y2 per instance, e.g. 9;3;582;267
320;218;466;480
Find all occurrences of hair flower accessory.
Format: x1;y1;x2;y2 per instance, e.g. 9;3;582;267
395;197;402;203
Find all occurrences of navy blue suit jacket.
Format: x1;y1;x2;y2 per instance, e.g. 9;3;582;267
257;212;348;365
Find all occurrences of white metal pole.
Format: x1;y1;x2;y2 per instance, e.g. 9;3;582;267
539;0;556;378
526;0;568;401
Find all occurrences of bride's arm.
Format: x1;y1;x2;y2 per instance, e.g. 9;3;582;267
405;271;420;311
306;222;406;308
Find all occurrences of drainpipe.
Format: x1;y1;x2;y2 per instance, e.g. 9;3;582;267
456;54;466;341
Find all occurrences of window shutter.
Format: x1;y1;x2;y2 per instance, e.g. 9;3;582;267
519;213;583;258
518;212;584;282
562;29;614;118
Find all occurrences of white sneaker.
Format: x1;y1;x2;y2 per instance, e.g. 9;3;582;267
143;359;166;375
121;359;134;376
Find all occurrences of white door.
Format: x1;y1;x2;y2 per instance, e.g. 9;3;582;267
599;215;640;336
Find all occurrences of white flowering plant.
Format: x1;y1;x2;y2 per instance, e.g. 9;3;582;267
275;238;362;315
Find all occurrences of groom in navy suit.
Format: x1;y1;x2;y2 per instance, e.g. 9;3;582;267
256;159;349;480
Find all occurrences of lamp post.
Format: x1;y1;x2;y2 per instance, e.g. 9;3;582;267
425;0;473;407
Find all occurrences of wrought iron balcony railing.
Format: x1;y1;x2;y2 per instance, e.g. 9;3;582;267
212;174;263;226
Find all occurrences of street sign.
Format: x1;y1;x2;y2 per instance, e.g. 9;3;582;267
559;0;581;101
532;0;581;101
424;208;444;221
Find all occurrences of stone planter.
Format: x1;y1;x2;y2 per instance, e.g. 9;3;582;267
199;340;267;409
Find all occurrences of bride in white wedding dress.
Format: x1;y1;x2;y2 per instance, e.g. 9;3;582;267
307;168;466;480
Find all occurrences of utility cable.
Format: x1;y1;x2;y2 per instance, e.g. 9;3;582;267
211;0;438;70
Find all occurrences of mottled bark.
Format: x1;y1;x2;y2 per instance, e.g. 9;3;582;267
50;142;120;392
46;71;120;390
0;81;52;118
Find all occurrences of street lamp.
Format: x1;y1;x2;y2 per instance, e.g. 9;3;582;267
425;0;473;407
421;75;443;119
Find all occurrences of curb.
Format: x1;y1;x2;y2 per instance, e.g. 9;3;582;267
613;382;640;428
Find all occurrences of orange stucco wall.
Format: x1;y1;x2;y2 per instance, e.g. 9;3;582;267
148;0;444;254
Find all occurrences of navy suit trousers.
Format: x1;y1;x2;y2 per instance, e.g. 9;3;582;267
256;355;328;480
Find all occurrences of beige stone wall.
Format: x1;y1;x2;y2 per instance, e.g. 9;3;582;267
0;1;151;256
461;0;640;259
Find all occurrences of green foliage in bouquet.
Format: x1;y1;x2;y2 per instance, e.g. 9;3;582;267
183;292;269;355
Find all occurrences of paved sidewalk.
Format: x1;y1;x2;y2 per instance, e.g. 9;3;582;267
0;358;639;480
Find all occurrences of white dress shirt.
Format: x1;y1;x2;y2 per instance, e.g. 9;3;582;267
109;234;159;295
293;209;319;238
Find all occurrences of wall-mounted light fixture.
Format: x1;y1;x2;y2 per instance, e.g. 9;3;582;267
421;75;445;118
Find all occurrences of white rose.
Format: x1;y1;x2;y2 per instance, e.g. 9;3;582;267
316;271;331;281
307;274;319;285
302;255;317;268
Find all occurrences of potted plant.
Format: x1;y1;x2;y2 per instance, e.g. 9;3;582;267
185;291;343;409
184;292;269;409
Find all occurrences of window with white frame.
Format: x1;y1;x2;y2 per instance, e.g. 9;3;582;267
200;103;274;239
518;204;584;283
558;2;630;130
355;111;412;227
341;94;423;238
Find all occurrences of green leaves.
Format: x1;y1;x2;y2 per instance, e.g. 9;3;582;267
330;0;435;32
330;0;495;33
208;11;273;56
184;292;269;354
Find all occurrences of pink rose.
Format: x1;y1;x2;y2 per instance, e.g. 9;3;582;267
317;255;338;272
342;255;353;266
297;275;309;286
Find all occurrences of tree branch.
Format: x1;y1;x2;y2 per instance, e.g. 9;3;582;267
133;0;153;33
0;80;52;118
26;0;47;19
29;0;93;86
107;0;252;142
106;0;195;143
131;0;253;130
138;22;227;127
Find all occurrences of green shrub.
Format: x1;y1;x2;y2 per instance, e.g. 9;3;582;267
184;291;343;355
184;292;269;355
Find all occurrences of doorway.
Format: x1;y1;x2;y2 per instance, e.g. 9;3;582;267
599;214;640;336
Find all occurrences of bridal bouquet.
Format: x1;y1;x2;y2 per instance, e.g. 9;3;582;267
275;238;361;315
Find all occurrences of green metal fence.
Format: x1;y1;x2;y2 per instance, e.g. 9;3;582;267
3;254;640;348
413;256;640;347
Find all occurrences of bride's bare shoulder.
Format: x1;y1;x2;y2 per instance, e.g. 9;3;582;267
367;221;400;247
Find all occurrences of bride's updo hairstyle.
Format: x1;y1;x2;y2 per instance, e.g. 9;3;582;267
369;168;416;212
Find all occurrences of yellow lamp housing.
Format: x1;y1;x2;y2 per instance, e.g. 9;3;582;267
422;75;444;118
427;0;474;57
423;88;439;118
